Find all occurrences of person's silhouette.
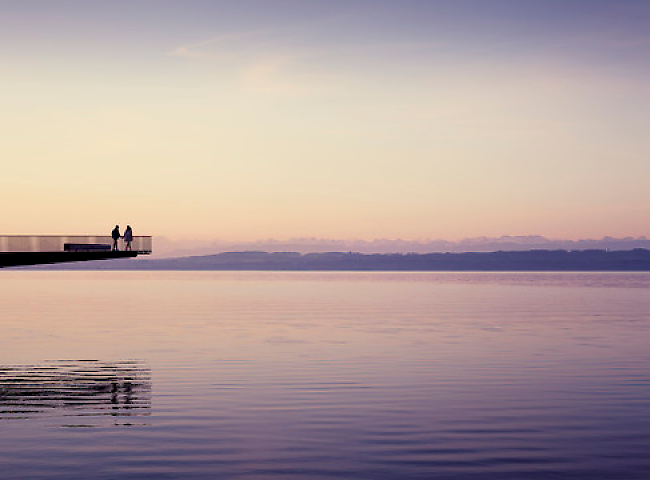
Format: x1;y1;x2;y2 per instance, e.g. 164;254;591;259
111;225;121;251
124;225;133;251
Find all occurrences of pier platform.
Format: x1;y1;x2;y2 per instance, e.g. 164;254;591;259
0;235;152;268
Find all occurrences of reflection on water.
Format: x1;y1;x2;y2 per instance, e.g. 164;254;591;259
0;360;150;425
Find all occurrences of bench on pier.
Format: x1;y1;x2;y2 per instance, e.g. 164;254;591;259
64;243;112;252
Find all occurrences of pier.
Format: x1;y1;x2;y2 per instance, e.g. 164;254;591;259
0;235;152;268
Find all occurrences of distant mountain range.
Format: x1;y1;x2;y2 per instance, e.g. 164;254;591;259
31;248;650;271
152;235;650;258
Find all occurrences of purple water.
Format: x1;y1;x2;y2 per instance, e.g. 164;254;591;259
1;271;649;479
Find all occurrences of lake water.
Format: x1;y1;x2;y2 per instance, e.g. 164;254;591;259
1;271;649;479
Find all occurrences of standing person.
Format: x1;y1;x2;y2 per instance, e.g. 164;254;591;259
124;225;133;251
111;225;121;251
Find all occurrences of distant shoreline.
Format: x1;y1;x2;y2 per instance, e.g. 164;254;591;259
25;249;650;271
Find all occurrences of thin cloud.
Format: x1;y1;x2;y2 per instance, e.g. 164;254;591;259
167;29;443;97
167;30;273;58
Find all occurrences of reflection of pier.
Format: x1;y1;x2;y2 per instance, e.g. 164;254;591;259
0;235;152;267
0;360;151;422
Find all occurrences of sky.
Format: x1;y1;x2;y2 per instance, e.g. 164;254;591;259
1;0;649;243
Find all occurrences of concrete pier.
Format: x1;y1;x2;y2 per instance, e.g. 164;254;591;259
0;235;152;268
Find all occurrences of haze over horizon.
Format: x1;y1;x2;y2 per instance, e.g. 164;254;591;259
2;1;649;242
152;234;650;259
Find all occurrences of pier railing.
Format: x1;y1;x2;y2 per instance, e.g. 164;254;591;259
0;235;152;254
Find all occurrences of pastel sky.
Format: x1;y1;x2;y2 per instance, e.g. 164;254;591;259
2;0;649;241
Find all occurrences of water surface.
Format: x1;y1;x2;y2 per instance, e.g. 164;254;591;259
1;271;649;479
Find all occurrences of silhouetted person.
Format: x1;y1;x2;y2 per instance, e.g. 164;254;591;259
124;225;133;251
111;225;121;251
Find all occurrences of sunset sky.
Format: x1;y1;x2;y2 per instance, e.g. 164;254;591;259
2;0;649;242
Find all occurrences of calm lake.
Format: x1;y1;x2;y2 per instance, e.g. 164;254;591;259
1;271;649;479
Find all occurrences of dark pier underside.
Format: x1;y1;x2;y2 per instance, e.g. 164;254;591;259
0;251;138;268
